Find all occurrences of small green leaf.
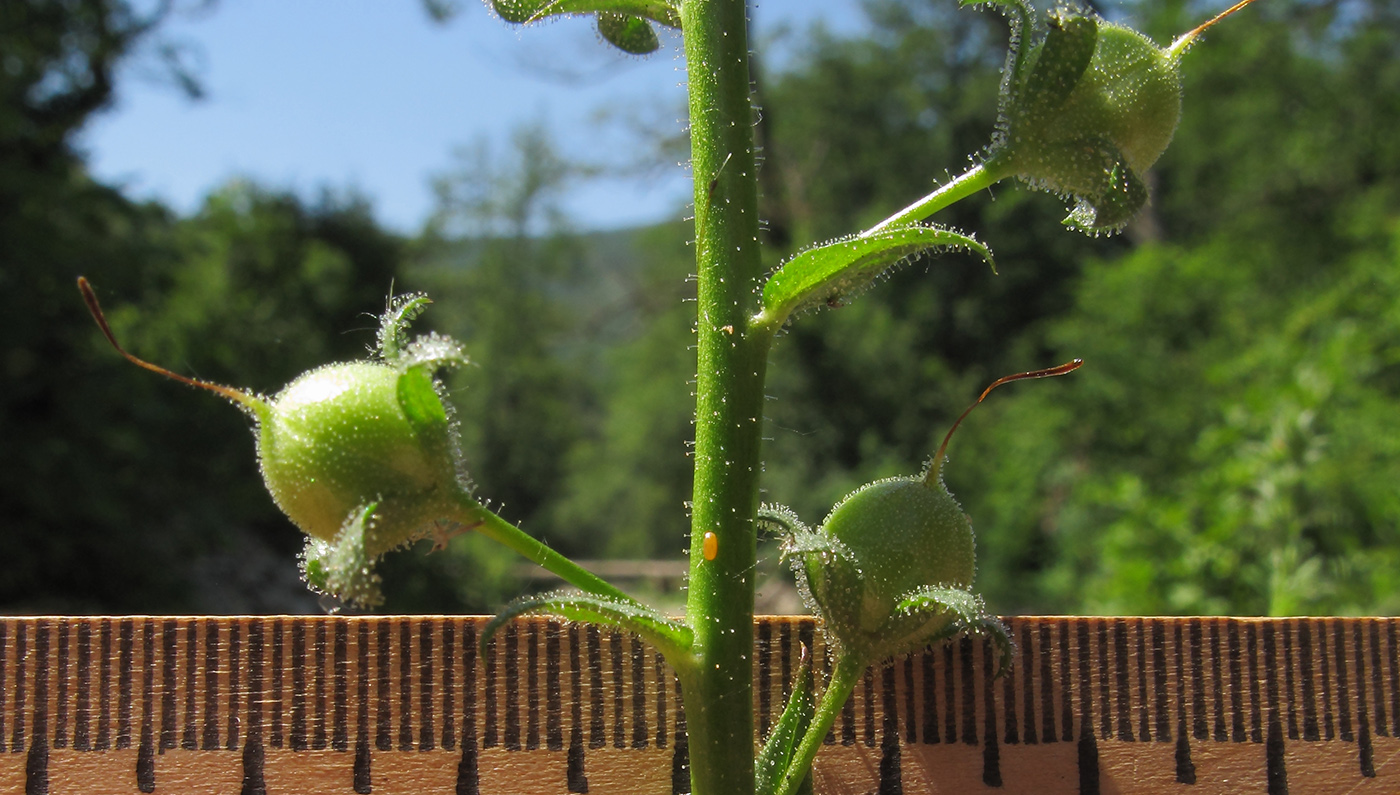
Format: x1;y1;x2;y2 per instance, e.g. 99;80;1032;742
490;0;680;28
964;0;1037;89
897;585;1014;677
597;12;659;55
396;366;449;430
299;504;386;609
760;224;994;327
483;590;695;663
1049;139;1149;233
755;650;815;795
400;331;470;374
377;292;431;363
756;503;808;537
1020;10;1098;122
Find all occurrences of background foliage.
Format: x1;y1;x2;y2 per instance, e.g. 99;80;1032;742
3;0;1397;616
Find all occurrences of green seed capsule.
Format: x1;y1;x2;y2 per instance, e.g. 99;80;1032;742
258;361;458;557
815;475;974;639
78;279;471;564
981;0;1258;232
789;360;1081;663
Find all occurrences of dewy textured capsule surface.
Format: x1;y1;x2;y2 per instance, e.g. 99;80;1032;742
984;1;1188;232
258;361;448;557
818;476;975;636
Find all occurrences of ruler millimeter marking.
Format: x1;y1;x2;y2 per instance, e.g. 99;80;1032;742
1;617;1396;793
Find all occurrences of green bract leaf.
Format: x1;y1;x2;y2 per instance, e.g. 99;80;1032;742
396;366;450;431
399;330;470;373
897;585;1013;677
298;503;386;609
755;649;815;795
596;12;659;54
962;0;1037;96
377;292;431;363
1019;10;1097;121
482;590;695;663
756;503;808;537
490;0;680;29
760;224;994;327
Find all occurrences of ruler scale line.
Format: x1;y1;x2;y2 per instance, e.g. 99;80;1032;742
864;658;877;748
1263;621;1287;794
1283;618;1299;741
919;637;937;745
879;660;902;793
98;619;113;751
399;619;414;751
1367;620;1387;738
1076;618;1100;795
1334;617;1354;743
1300;618;1320;740
1353;621;1376;778
546;620;563;752
460;619;481;795
0;622;7;754
201;619;218;751
671;670;688;794
421;619;436;752
1151;618;1169;743
159;618;176;753
269;619;283;750
654;650;668;751
587;625;604;750
1173;621;1196;784
315;617;329;750
1001;635;1018;746
1114;618;1132;742
980;638;1001;787
442;618;456;751
27;620;49;794
12;621;27;754
567;623;587;793
361;624;378;789
295;617;311;751
333;618;349;752
609;630;624;751
1249;621;1263;744
1022;621;1037;745
137;619;155;791
758;619;772;739
177;621;194;750
55;619;70;751
1389;620;1400;738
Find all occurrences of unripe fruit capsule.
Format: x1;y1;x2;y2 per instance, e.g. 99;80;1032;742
78;278;468;559
795;359;1081;662
819;476;974;634
259;362;452;556
984;0;1262;232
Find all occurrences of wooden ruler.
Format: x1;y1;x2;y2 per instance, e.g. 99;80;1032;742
1;616;1396;793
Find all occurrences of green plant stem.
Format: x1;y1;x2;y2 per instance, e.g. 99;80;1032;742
773;653;865;795
457;498;644;609
679;0;772;793
862;157;1009;235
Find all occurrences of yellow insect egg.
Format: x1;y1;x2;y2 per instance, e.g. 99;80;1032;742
703;532;719;561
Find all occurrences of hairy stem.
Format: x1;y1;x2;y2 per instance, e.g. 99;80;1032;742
458;498;644;608
773;654;865;795
679;0;771;792
862;157;1009;235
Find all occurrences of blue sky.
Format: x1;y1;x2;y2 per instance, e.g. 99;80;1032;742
79;1;867;233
